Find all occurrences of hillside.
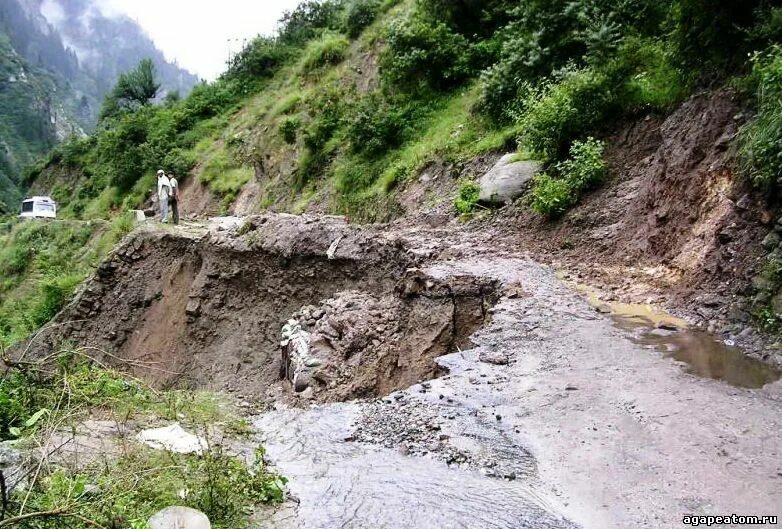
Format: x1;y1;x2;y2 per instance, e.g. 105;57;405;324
0;0;198;212
23;0;782;336
2;1;782;527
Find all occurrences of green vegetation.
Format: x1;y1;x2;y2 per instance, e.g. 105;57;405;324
454;179;481;218
531;138;606;218
24;0;782;224
739;45;782;191
0;217;134;347
0;355;286;528
300;32;350;72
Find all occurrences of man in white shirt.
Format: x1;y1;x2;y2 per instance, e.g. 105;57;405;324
157;169;171;223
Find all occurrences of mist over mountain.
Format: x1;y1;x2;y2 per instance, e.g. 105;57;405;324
0;0;198;212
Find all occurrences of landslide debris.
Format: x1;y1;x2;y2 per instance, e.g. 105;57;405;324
21;214;498;404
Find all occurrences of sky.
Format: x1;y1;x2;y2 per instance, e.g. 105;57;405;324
101;0;303;81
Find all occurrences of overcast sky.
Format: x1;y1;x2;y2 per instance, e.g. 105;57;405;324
101;0;303;81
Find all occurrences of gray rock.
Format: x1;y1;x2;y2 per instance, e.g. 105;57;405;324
149;506;211;529
478;351;510;365
762;231;781;251
0;441;24;494
772;293;782;318
478;154;542;205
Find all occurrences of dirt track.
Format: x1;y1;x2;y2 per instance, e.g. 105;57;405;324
21;213;782;529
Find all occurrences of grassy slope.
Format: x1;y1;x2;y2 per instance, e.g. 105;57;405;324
166;0;516;220
0;215;134;346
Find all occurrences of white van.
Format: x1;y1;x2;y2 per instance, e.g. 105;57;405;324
19;196;57;219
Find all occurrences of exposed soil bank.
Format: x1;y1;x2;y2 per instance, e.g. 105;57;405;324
405;89;781;367
22;214;497;403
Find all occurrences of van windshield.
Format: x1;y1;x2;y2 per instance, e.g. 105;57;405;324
21;201;33;213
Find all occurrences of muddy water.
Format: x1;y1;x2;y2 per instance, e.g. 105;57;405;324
609;313;781;388
253;405;577;529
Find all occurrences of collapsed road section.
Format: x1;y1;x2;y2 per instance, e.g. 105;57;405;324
21;214;498;404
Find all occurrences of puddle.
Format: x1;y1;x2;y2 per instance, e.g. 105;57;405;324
568;280;781;388
610;313;781;389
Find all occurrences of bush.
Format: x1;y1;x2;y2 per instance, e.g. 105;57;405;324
739;45;782;191
301;32;350;72
280;116;301;144
30;273;82;326
347;94;407;155
556;136;606;189
226;37;291;82
345;0;382;38
530;173;576;218
530;137;606;217
278;0;345;46
418;0;515;37
381;11;474;90
520;67;621;160
454;179;481;216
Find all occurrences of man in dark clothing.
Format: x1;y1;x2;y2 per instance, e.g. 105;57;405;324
169;172;180;225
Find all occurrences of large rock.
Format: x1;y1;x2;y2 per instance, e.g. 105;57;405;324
136;424;208;454
478;154;542;205
149;506;211;529
0;441;24;493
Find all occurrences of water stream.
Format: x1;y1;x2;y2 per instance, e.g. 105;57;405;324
253;404;577;529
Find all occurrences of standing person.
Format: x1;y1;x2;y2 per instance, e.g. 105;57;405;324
168;172;180;225
157;169;171;223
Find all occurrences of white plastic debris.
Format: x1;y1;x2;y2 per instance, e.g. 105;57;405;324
149;506;211;529
136;424;208;454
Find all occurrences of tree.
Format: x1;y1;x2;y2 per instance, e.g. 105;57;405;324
99;59;160;120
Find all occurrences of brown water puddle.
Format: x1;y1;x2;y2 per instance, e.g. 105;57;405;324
610;313;781;389
570;281;781;389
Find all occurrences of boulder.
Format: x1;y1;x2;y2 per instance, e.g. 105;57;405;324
478;154;542;205
149;507;211;529
136;424;208;454
762;231;781;251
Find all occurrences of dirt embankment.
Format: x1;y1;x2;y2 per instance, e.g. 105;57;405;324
462;90;777;361
22;214;497;403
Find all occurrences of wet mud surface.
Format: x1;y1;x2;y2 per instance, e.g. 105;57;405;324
20;215;782;529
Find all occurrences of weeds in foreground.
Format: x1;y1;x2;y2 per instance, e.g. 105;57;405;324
0;347;286;528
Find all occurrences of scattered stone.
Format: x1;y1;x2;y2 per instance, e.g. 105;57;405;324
595;304;612;314
565;385;578;391
478;351;510;365
655;322;680;331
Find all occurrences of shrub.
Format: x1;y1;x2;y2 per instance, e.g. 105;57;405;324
301;32;350;72
381;11;473;90
280;116;302;144
520;67;621;160
530;137;606;217
454;179;481;216
30;273;83;326
345;0;382;38
278;0;345;46
347;94;407;155
530;173;576;218
418;0;515;37
226;37;291;82
739;45;782;191
556;137;606;189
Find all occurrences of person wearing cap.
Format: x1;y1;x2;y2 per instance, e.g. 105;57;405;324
157;169;172;223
